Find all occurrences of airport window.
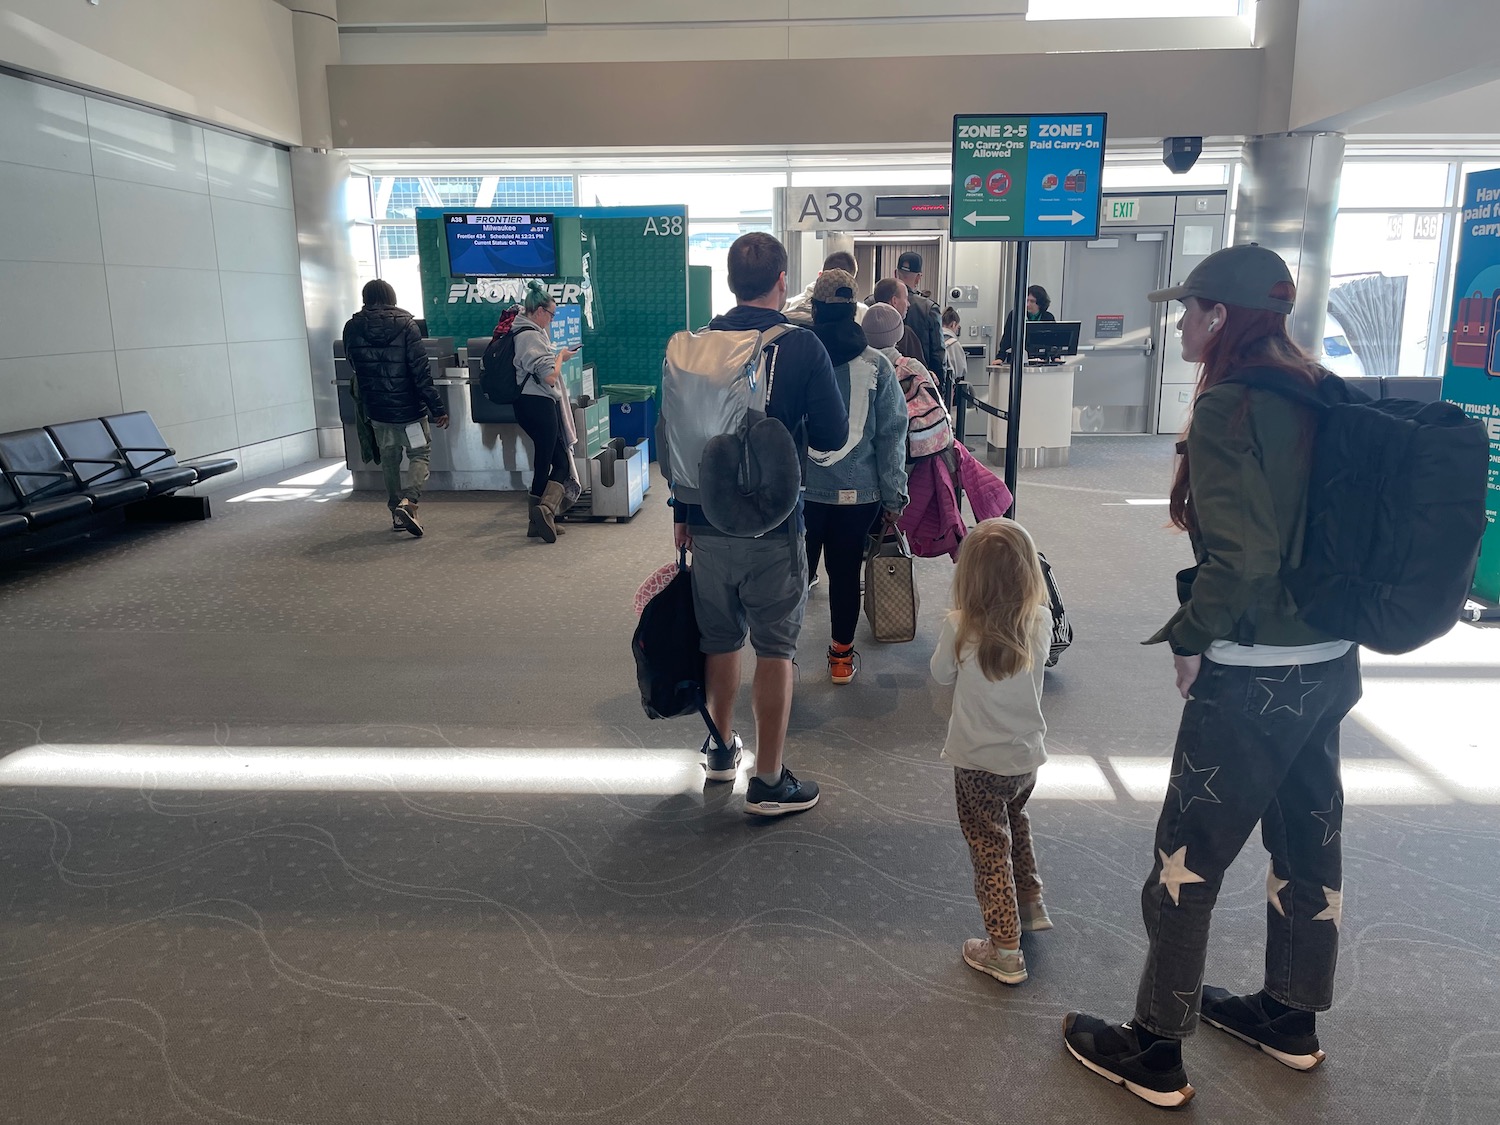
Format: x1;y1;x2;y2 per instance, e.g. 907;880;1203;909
690;222;774;318
372;175;574;220
1101;163;1232;190
376;223;423;313
789;168;948;188
1336;163;1450;210
579;173;779;223
1328;211;1446;379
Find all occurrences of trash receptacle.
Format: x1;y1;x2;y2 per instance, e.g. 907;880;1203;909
601;384;657;461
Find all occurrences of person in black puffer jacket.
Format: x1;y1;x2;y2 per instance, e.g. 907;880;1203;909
342;280;450;536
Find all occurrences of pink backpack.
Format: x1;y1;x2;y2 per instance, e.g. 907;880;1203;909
897;358;954;460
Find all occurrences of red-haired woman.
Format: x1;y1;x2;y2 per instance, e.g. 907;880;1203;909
1063;245;1362;1108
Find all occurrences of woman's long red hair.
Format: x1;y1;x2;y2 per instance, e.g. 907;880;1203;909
1168;283;1323;532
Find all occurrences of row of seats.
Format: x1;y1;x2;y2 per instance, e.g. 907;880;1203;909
1347;376;1445;403
0;412;237;540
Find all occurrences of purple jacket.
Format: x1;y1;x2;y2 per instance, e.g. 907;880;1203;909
898;443;1014;559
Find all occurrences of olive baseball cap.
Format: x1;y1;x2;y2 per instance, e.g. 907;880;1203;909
1147;243;1294;314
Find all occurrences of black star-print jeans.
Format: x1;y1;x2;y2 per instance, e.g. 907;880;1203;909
1135;647;1362;1039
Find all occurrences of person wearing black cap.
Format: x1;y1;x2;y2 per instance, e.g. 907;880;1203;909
895;251;946;376
1062;245;1362;1109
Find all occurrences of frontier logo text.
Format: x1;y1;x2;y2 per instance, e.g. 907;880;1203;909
447;281;585;304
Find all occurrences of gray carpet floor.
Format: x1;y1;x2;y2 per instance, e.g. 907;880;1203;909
1;439;1496;1125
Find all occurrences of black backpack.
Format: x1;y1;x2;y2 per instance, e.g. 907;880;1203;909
631;560;731;750
1225;367;1489;654
480;322;540;406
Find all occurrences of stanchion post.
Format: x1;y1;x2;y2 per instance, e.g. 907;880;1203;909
1004;241;1030;518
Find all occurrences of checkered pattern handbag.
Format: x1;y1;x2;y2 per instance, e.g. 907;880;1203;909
863;529;920;644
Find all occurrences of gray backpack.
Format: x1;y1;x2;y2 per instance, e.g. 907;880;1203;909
659;324;800;538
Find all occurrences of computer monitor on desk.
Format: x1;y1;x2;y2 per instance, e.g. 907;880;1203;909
1024;320;1081;365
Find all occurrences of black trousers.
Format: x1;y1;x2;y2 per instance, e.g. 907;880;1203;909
1135;648;1362;1038
513;394;572;498
803;501;881;645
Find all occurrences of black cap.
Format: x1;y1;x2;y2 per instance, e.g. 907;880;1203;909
896;251;923;275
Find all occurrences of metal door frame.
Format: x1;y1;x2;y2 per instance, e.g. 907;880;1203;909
1066;224;1173;435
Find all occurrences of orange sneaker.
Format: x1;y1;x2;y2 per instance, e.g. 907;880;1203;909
827;644;859;685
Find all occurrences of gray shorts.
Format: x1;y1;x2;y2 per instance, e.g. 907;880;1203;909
690;531;809;660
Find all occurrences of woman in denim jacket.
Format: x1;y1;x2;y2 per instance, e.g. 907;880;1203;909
804;275;910;685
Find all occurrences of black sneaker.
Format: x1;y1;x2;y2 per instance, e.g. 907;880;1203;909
701;731;742;782
744;768;819;817
1200;987;1324;1071
394;499;423;537
1062;1012;1195;1109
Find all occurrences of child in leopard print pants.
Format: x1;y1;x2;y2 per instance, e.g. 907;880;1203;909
931;519;1053;985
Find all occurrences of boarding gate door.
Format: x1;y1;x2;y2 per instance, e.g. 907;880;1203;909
1062;231;1168;434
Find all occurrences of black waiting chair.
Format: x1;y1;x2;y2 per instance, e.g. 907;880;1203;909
0;428;149;512
0;474;41;537
101;412;237;486
49;418;197;496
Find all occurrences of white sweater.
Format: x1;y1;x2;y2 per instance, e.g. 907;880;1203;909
930;605;1050;776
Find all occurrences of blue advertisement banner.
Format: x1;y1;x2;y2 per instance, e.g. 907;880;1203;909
1441;166;1500;600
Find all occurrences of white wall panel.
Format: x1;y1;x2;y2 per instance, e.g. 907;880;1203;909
0;262;113;360
234;434;289;479
279;430;319;468
227;339;315;413
159;415;242;462
218;272;308;343
236;400;316;448
96;181;218;271
0;0;301;145
105;266;227;351
114;344;236;430
0;70;312;458
211;198;300;275
0;73;92;175
86;99;209;194
0;163;102;265
0;352;121;432
205;130;293;207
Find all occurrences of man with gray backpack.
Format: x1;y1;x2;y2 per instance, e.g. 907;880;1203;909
658;232;848;816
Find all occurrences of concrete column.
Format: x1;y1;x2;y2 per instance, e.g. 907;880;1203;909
1233;132;1344;356
288;0;357;458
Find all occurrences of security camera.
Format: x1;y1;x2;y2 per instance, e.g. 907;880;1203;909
1163;136;1203;174
950;286;963;301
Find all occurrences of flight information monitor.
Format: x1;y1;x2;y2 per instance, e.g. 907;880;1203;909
445;213;557;278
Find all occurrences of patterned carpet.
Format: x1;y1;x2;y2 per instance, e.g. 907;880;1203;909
1;441;1496;1125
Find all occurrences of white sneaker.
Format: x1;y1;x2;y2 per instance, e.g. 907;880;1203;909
1020;899;1054;932
962;938;1027;985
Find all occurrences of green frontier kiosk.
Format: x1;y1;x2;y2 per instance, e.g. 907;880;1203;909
950;113;1106;515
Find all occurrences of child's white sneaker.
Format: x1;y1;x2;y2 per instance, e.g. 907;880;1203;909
962;938;1027;985
1020;899;1054;932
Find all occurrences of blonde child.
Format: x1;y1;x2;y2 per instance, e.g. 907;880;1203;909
931;518;1054;985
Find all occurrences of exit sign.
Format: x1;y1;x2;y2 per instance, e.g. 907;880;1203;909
1107;198;1140;222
